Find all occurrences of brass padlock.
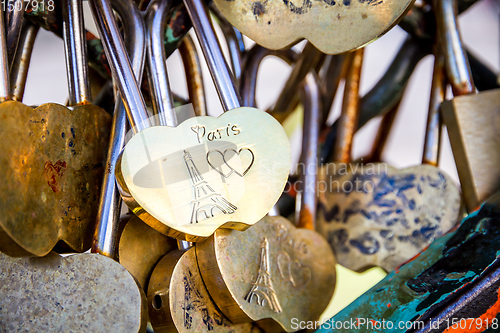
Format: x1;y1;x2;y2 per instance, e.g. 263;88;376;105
197;55;336;332
316;47;461;272
437;0;500;212
0;1;111;257
104;0;291;242
212;0;414;54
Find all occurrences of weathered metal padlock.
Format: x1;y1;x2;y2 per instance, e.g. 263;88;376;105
316;47;461;272
197;57;336;332
212;0;414;54
0;252;148;332
106;0;291;242
0;1;111;257
437;0;500;213
315;191;500;332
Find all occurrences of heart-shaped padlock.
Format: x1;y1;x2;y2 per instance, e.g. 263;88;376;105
212;0;414;54
0;252;147;332
0;2;111;257
197;57;336;332
316;48;461;272
91;0;292;242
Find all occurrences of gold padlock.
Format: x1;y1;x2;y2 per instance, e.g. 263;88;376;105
0;0;111;257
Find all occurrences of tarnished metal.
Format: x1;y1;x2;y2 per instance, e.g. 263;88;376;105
10;21;39;102
179;35;207;117
321;37;430;163
422;46;446;167
0;102;111;256
112;0;290;241
196;216;336;332
319;53;349;124
272;43;324;117
0;9;10;102
184;0;242;110
0;252;148;332
196;71;335;332
25;0;197;81
438;0;500;213
147;247;263;333
315;192;500;333
5;0;23;69
364;100;401;163
92;0;146;259
316;48;461;272
333;49;362;164
118;215;177;290
0;4;112;257
213;0;414;54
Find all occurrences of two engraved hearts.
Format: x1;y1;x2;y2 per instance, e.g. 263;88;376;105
191;125;255;178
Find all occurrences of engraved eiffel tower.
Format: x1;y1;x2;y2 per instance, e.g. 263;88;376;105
244;238;282;313
184;150;237;224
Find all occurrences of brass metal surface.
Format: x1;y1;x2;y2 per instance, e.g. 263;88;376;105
116;107;291;241
179;35;207;117
316;46;461;272
333;49;363;164
0;252;147;332
213;0;414;54
317;163;461;272
196;216;336;332
119;215;177;290
0;101;111;257
441;89;500;212
147;248;262;333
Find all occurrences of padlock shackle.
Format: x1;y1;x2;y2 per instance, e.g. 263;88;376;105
273;42;324;116
296;72;321;231
210;4;244;83
92;0;147;259
146;0;177;127
183;0;242;111
422;46;447;166
10;21;38;102
333;48;364;164
5;0;23;70
240;44;297;108
63;0;92;105
179;35;207;117
434;0;475;96
0;8;11;101
89;0;150;133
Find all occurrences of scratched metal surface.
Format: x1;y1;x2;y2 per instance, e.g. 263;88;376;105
213;0;414;54
0;101;111;257
315;193;500;333
316;163;461;272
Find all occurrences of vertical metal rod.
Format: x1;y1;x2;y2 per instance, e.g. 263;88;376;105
179;35;207;117
296;72;321;230
422;47;446;166
333;49;364;164
89;0;150;133
91;0;147;259
434;0;474;95
10;22;38;102
183;0;242;111
5;0;23;69
0;7;11;101
62;0;92;105
146;0;177;126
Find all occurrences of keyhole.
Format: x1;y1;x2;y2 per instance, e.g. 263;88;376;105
152;295;162;310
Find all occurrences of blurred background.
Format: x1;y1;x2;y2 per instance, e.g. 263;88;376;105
22;0;500;319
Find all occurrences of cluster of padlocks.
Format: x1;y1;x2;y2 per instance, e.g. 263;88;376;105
1;0;499;331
